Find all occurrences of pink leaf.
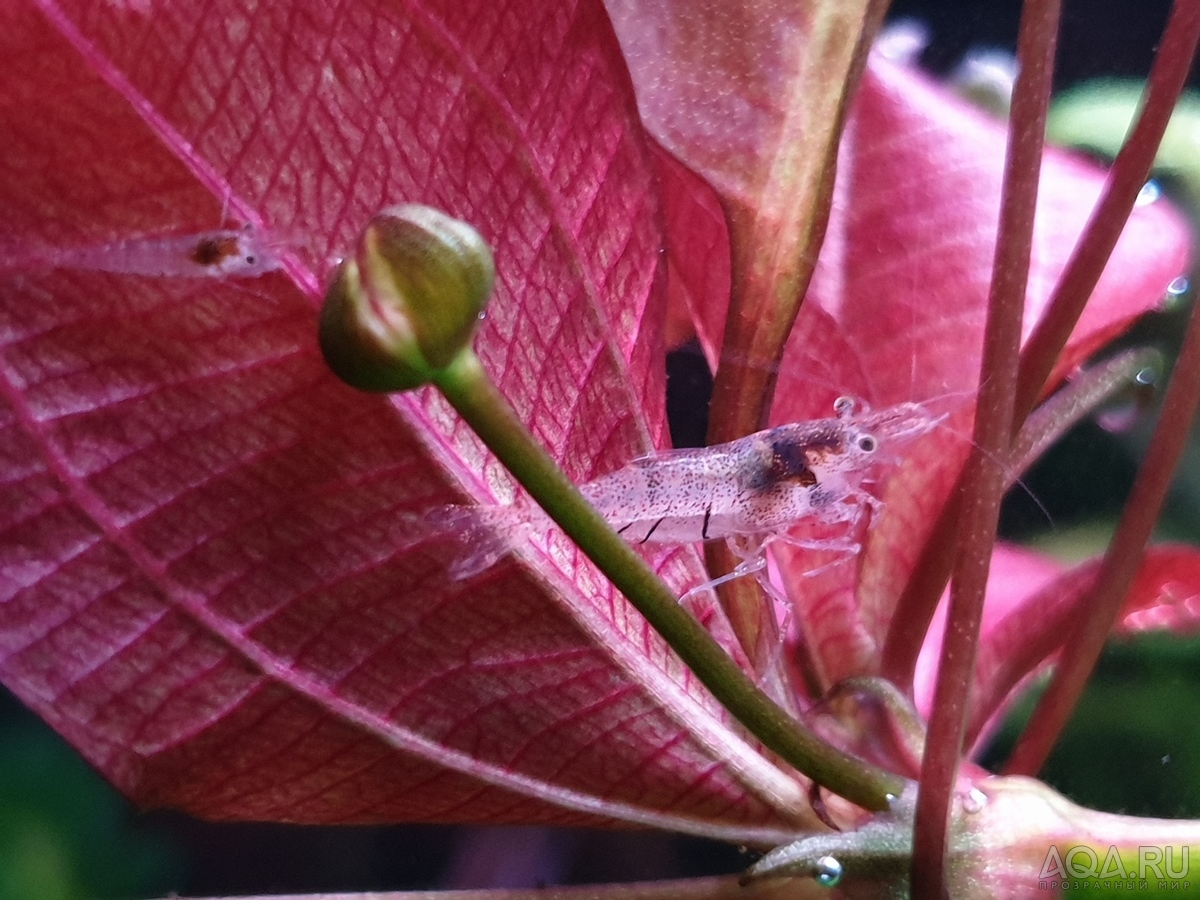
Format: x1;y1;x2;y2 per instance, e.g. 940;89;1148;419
650;142;731;358
0;0;812;837
913;544;1200;755
1114;545;1200;634
762;57;1191;686
913;543;1064;748
604;0;873;211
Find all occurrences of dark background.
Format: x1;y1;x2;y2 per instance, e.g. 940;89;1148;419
4;2;1199;897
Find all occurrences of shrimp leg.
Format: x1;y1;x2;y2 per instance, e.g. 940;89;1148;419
679;532;862;604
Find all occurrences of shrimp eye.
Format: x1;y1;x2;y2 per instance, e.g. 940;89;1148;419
856;434;877;453
833;396;856;418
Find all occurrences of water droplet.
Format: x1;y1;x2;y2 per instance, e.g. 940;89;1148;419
1135;366;1159;388
814;855;843;887
962;788;988;814
1136;180;1162;206
1165;275;1191;310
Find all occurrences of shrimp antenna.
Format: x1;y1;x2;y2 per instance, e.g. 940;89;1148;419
913;400;1054;525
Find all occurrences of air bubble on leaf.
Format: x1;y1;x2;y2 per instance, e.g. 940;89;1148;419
1136;180;1162;206
813;855;843;887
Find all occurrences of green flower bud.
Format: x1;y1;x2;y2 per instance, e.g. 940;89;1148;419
319;204;495;392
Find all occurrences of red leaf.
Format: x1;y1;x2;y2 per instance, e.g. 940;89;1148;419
1115;545;1200;634
912;543;1064;750
604;0;872;209
0;1;813;837
943;543;1200;752
651;142;731;357
759;57;1191;686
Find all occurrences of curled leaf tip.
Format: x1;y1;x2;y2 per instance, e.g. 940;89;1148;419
951;49;1017;117
319;204;495;391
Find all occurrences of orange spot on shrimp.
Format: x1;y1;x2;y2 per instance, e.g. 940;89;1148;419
189;235;242;266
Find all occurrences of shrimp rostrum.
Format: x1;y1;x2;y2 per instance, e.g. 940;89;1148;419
429;397;945;581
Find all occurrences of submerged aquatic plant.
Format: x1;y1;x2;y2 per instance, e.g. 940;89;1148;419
3;1;1200;896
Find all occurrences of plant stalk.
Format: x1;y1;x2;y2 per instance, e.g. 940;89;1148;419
1005;264;1200;776
432;350;903;811
911;1;1060;893
706;0;891;667
1014;0;1200;425
880;0;1200;693
157;875;799;900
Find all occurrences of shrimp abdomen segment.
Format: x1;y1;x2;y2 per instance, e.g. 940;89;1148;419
583;425;841;544
581;450;743;544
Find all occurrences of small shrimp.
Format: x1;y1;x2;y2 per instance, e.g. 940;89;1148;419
428;397;945;580
1;226;283;279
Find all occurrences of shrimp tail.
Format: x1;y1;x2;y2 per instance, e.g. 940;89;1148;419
424;503;531;580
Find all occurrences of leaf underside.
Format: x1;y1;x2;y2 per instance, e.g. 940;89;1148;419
0;0;810;838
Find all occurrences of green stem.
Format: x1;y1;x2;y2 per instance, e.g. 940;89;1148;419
432;349;903;812
156;875;800;900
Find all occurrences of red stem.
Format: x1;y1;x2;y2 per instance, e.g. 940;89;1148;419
910;1;1060;895
880;0;1200;690
1014;0;1200;424
1005;273;1200;777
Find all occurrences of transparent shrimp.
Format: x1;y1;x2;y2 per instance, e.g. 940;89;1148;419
428;397;945;581
0;226;283;279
